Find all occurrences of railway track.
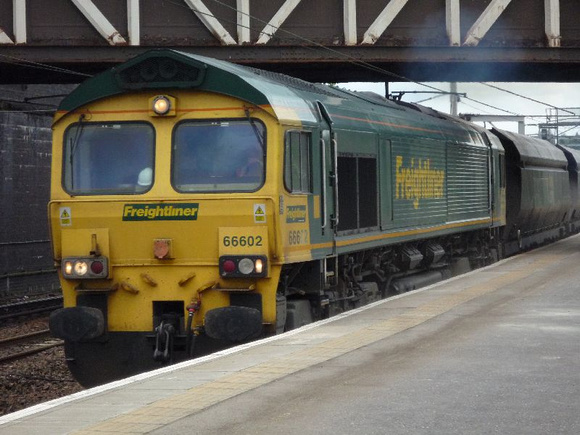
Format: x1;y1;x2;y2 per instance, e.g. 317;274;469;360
0;320;82;417
0;296;63;324
0;329;63;364
0;297;64;363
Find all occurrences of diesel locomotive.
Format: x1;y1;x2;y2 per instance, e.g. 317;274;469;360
48;49;580;386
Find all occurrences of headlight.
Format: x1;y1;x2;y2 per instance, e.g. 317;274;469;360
73;261;88;276
219;256;267;278
149;95;176;117
62;257;109;280
237;258;255;275
153;95;171;115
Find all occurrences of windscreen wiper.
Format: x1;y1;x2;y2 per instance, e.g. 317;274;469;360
244;107;264;151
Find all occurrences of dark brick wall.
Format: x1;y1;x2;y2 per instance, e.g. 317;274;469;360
0;113;52;246
0;85;75;298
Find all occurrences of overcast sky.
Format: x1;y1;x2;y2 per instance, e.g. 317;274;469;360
339;82;580;136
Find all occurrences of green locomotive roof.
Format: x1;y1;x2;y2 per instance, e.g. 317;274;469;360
57;49;325;124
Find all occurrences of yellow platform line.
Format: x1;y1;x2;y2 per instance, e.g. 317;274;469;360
74;248;569;435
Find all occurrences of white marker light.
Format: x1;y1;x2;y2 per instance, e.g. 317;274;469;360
152;96;171;115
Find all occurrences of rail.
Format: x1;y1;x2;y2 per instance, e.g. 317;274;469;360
0;296;63;324
0;329;63;364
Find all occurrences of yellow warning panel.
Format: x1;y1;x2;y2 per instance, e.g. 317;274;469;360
59;206;72;226
254;203;266;223
218;227;268;256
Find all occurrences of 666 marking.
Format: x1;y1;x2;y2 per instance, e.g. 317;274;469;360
288;230;308;245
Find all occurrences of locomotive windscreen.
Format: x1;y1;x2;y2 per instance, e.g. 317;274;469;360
63;122;155;195
172;119;266;192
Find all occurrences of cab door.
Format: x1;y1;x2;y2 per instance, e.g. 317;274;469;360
315;102;337;257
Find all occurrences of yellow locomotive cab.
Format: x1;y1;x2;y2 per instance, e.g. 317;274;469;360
49;75;294;384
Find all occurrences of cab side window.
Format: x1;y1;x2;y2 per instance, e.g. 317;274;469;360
284;131;311;193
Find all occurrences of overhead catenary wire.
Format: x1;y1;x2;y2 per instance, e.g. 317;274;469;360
0;53;92;78
462;94;520;116
558;124;580;135
481;82;576;116
456;99;496;116
416;94;447;104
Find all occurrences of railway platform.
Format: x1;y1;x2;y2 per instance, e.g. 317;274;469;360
1;235;579;434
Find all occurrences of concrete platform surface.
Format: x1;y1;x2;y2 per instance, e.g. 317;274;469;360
1;236;579;435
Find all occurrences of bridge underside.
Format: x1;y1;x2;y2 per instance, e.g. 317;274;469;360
2;46;580;84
